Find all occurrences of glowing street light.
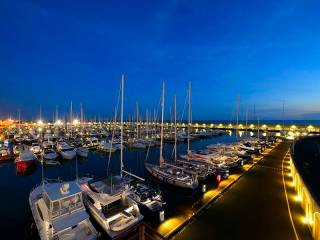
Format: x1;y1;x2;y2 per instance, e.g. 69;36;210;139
73;119;80;125
37;120;43;125
55;119;62;125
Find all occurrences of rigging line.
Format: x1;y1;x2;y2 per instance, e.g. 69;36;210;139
179;88;189;123
107;80;122;176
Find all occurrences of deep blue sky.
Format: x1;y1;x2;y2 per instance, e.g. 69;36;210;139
1;0;320;121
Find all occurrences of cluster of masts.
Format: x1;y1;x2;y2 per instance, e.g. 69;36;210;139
0;75;280;240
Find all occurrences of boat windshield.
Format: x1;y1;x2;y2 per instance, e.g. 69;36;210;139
50;193;83;219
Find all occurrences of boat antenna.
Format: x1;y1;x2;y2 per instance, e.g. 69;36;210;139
159;81;165;167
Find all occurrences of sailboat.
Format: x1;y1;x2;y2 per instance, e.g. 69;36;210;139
174;83;215;181
79;75;143;238
145;82;198;190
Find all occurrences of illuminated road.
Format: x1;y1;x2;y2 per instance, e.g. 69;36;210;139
175;141;313;240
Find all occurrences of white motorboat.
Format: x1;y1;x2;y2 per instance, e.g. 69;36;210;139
79;76;144;238
30;143;42;154
97;141;120;153
42;149;58;161
76;147;89;158
56;141;76;160
128;182;164;213
79;177;143;238
29;180;98;240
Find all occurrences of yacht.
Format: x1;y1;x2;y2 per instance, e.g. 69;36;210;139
97;141;120;153
15;150;37;168
42;149;58;161
76;147;89;158
128;182;164;214
56;141;76;160
29;180;98;240
0;147;11;161
30;142;42;154
79;177;143;238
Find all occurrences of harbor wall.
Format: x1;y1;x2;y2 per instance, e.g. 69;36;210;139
290;145;320;239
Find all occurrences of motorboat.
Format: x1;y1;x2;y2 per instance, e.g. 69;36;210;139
128;182;164;214
56;141;76;160
76;147;89;158
15;150;37;168
79;177;143;239
0;147;11;161
30;143;42;154
97;141;120;153
29;180;98;240
42;149;58;161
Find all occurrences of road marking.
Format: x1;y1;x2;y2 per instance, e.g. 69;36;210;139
282;150;300;240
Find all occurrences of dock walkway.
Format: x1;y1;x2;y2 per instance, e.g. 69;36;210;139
174;141;313;240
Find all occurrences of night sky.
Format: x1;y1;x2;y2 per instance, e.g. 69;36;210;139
1;0;320;121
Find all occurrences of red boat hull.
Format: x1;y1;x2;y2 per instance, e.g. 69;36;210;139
15;159;36;168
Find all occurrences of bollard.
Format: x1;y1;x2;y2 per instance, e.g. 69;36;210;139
202;184;206;193
159;210;165;222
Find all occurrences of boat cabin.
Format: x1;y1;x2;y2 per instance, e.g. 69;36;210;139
42;182;84;220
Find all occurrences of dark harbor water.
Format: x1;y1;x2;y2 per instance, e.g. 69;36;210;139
0;131;260;239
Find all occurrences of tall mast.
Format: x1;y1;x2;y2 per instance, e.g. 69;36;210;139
120;74;124;177
245;107;248;137
236;95;240;139
146;110;149;139
80;103;83;125
282;100;285;131
160;81;165;167
136;102;139;139
187;81;191;154
55;105;59;122
174;95;177;162
39;104;42;121
18;109;21;134
70;101;73;137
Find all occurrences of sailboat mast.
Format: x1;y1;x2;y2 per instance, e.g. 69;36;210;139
174;95;177;162
187;82;191;153
136;102;139;139
55;105;59;122
120;74;124;177
236;95;240;139
70;101;73;138
18;109;21;134
160;81;165;167
80;103;83;126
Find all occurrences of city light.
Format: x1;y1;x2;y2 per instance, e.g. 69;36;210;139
73;119;80;125
37;120;43;125
55;119;62;125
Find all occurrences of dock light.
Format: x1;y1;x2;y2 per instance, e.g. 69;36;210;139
295;194;302;202
37;120;43;125
159;210;165;222
303;216;313;225
38;127;42;132
202;184;207;193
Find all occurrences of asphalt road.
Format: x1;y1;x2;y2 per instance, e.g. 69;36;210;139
175;141;313;240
